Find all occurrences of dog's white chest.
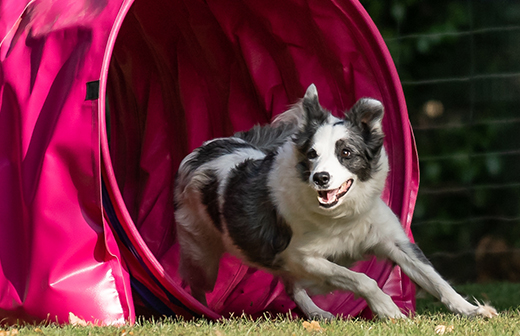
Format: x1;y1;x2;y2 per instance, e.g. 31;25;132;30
289;217;377;263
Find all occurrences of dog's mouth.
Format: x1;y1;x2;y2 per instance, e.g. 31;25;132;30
317;179;353;208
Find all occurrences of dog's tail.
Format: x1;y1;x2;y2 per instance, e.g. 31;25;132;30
234;122;297;154
271;101;305;128
235;101;305;153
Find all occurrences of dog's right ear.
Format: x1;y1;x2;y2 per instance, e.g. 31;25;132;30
302;84;327;126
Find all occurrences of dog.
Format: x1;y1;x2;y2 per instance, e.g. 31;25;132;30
174;84;497;320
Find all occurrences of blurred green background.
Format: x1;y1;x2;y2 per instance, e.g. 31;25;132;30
361;0;520;283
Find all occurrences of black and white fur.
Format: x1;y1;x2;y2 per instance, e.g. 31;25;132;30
174;84;497;320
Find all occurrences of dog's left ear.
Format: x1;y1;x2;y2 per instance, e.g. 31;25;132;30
346;98;384;135
302;84;328;125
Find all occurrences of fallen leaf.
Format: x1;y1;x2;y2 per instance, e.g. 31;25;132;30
435;325;454;335
69;312;89;326
302;321;325;332
435;325;446;335
34;328;43;333
0;330;20;336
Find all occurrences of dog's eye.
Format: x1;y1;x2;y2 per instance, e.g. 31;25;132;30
307;149;318;159
341;148;351;158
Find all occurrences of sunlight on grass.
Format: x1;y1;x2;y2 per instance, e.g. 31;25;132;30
3;283;520;336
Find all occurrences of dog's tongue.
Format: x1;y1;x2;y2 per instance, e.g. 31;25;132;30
318;189;339;204
317;180;353;205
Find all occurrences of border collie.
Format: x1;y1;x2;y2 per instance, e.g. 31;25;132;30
174;84;497;320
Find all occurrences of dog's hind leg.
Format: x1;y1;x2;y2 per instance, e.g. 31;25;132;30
284;280;335;321
178;255;213;306
176;217;224;306
177;241;223;305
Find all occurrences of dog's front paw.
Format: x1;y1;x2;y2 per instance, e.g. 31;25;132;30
308;310;335;321
475;304;498;318
371;303;407;320
378;310;407;320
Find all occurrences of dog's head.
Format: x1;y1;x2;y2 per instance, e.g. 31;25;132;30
293;84;385;209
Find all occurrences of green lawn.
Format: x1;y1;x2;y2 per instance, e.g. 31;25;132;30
3;282;520;336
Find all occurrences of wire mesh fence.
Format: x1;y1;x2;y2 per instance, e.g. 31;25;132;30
362;0;520;283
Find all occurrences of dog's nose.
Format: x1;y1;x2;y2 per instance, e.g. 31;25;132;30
313;172;330;187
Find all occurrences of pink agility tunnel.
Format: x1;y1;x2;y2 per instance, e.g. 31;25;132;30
0;0;419;324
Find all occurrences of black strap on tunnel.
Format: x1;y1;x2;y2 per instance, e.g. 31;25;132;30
85;80;100;100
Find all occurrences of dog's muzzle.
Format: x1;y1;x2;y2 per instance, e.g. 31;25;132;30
316;179;353;208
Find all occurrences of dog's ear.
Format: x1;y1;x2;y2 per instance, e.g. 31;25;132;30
302;84;327;125
346;98;385;158
346;98;384;135
271;84;327;129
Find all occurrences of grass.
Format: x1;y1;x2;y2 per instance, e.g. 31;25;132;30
2;282;520;336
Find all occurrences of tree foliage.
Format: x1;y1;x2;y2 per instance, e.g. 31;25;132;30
361;0;520;275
